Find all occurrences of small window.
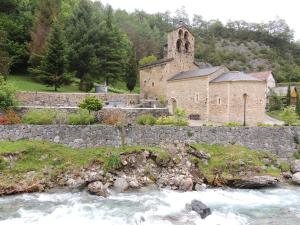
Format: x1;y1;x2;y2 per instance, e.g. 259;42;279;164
194;93;199;103
184;31;189;39
144;80;147;87
152;82;154;87
218;97;221;105
176;39;182;52
178;29;183;38
185;42;190;53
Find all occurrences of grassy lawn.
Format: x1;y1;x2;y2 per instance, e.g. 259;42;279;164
8;74;82;93
266;110;283;120
7;74;140;94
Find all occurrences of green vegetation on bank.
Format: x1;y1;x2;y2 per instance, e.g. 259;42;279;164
0;140;166;186
189;144;283;184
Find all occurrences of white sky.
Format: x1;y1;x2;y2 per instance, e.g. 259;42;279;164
100;0;300;40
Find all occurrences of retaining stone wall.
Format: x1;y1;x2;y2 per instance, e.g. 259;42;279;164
0;125;299;160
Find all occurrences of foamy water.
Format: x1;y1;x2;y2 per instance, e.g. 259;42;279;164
0;186;300;225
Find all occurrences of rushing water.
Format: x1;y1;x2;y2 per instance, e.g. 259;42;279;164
0;185;300;225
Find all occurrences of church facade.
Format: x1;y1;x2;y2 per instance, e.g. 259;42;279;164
140;25;266;125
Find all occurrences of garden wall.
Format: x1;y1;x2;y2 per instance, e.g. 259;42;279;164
0;125;299;160
16;91;140;107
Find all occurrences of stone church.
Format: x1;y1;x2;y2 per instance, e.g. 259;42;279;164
140;25;266;125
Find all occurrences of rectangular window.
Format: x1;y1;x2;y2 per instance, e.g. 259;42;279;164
194;93;199;103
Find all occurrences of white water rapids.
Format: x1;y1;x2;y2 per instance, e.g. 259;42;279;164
0;185;300;225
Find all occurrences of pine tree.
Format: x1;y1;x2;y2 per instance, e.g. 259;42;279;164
38;20;68;91
125;47;138;92
0;30;11;80
66;0;96;92
286;83;291;106
93;5;129;86
28;0;61;67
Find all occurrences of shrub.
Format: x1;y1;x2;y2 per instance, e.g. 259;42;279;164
155;116;175;125
3;110;21;124
139;55;157;66
280;106;299;126
22;109;58;125
0;116;9;125
158;95;167;107
268;89;283;111
257;123;272;127
102;110;124;125
79;96;103;113
0;76;18;110
137;114;156;125
104;153;121;171
67;109;95;125
224;122;242;127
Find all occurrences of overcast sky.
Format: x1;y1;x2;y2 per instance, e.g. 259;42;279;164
100;0;300;40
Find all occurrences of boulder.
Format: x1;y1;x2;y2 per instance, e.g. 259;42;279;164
87;181;108;198
180;177;193;191
65;177;86;189
292;172;300;185
229;175;279;189
114;177;129;192
291;160;300;173
194;183;207;191
186;200;211;219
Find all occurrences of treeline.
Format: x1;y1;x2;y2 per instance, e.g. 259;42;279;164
0;0;138;91
1;1;300;92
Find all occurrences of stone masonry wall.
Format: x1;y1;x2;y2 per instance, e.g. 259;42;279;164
16;92;140;107
0;125;299;160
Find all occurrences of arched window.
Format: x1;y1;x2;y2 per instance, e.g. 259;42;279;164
152;82;154;87
184;31;189;39
144;80;147;87
176;39;182;52
218;97;221;105
185;41;190;52
178;29;183;38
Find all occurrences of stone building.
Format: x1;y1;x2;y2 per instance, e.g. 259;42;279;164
140;25;267;125
248;71;276;93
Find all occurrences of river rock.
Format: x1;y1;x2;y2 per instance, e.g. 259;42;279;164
114;177;129;192
229;175;279;189
180;177;193;191
65;177;86;189
291;160;300;173
186;200;211;219
292;172;300;185
87;181;108;198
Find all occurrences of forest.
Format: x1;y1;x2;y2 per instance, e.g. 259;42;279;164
0;0;300;92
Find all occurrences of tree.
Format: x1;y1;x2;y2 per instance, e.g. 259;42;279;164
280;106;298;126
28;0;60;67
0;30;11;80
93;5;129;86
139;55;157;66
286;83;291;106
0;77;17;110
36;20;68;91
66;0;96;92
125;47;138;92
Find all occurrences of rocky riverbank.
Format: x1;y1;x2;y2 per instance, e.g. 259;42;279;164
0;140;299;197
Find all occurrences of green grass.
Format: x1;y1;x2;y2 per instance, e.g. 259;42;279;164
267;110;284;121
8;74;140;94
190;143;281;184
8;74;82;92
0;140;165;186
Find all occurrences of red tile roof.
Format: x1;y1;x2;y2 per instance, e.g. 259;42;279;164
248;71;273;81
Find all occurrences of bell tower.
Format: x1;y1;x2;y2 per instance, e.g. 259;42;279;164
166;24;195;65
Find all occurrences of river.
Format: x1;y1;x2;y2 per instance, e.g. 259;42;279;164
0;185;300;225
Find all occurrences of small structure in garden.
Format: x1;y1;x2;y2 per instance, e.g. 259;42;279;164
271;86;298;106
